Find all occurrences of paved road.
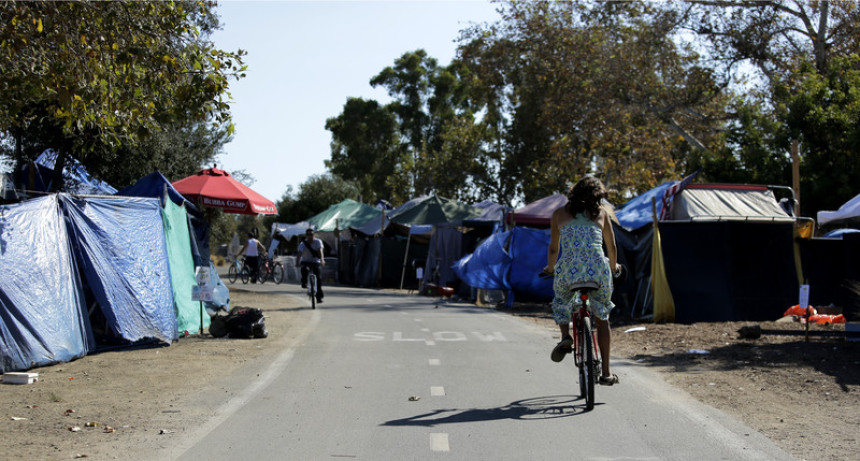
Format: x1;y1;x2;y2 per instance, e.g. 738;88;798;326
165;282;797;461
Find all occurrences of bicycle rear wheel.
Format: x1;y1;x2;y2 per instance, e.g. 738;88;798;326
581;316;595;411
228;264;238;283
259;264;268;284
273;263;285;284
240;266;250;284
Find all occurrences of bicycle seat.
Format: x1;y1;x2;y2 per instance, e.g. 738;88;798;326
569;280;600;291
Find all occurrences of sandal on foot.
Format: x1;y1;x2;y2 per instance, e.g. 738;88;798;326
550;336;574;363
598;373;619;386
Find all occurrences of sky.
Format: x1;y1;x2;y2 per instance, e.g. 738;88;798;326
211;0;502;204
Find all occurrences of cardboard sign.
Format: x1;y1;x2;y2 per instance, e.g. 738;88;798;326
799;284;810;309
195;266;212;286
192;285;215;302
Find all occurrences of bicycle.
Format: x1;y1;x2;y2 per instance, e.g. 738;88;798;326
299;261;319;309
568;280;602;411
227;257;244;284
541;266;624;411
272;259;285;284
258;257;272;284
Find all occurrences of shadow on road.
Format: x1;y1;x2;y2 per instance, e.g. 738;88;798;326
381;395;598;426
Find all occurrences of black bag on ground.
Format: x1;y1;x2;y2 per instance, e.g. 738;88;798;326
221;306;268;339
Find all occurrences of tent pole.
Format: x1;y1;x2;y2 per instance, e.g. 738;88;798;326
399;231;411;290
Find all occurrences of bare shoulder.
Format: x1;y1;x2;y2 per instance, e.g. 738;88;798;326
553;206;573;226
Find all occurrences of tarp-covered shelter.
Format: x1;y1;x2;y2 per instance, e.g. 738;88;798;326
636;183;798;323
817;192;860;229
118;171;211;265
308;199;382;231
507;193;567;227
453;227;555;304
1;195;93;372
344;195;482;288
62;195;178;343
161;199;209;334
18;150;117;196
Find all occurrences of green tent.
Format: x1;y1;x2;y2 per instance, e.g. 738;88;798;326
162;199;210;334
389;195;482;226
307;199;382;231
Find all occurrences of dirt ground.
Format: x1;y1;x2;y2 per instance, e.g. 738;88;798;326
1;288;858;461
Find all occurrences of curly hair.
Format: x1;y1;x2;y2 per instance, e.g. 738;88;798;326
565;176;606;220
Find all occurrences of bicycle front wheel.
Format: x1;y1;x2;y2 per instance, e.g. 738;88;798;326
581;316;595;411
308;274;316;309
228;264;238;284
240;266;250;284
273;263;285;284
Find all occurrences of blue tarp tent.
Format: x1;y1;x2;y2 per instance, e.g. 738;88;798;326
118;171;211;266
453;227;553;303
1;195;93;372
452;230;512;290
62;195;177;344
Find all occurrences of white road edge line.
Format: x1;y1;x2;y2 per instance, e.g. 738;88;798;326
430;433;450;452
430;386;445;396
163;307;322;461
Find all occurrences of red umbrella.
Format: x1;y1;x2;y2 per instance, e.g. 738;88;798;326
172;167;276;215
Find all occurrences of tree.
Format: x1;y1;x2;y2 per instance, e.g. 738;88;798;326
269;174;360;226
324;98;404;203
459;1;729;202
676;0;860;215
0;1;246;189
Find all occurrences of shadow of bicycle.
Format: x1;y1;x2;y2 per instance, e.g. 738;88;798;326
381;395;599;427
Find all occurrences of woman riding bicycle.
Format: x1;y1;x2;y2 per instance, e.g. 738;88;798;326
543;175;620;386
296;228;325;304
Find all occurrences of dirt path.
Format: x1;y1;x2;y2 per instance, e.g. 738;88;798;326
1;288;858;461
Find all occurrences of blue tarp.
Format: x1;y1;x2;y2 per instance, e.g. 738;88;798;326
118;171;210;265
615;182;674;231
117;171;197;211
1;195;93;372
508;227;554;301
452;230;512;290
453;227;554;302
62;195;177;344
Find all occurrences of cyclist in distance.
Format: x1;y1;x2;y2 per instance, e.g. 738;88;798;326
296;228;325;303
236;231;264;284
543;175;621;386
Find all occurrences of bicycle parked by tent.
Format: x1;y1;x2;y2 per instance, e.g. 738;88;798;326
257;256;284;284
228;257;244;284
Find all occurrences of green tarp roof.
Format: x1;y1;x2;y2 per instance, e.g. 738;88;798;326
307;199;382;231
389;195;482;226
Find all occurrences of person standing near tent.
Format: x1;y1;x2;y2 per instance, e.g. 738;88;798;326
237;231;264;283
296;228;325;303
544;175;621;386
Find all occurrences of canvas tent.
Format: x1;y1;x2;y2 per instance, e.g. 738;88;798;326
817;192;860;228
19;150;117;196
634;183;797;322
118;171;212;265
1;195;93;372
344;195;482;288
62;195;179;343
2;194;183;372
308;199;382;232
507;193;568;227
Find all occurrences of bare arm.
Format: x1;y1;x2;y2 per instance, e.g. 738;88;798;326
546;209;561;273
601;209;619;273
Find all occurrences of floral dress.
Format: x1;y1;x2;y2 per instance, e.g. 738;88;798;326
551;213;614;323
